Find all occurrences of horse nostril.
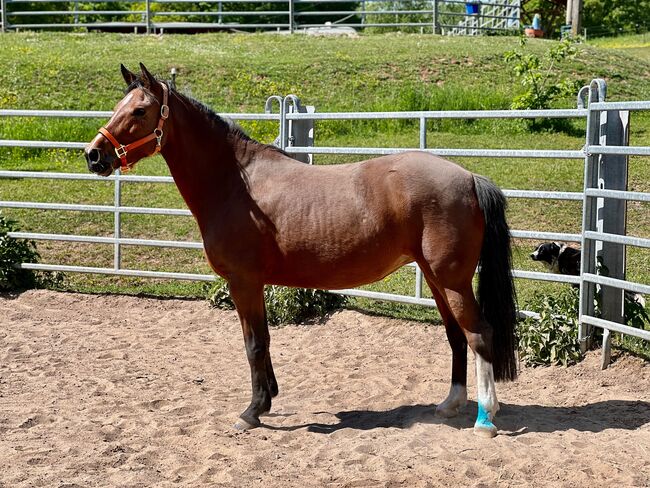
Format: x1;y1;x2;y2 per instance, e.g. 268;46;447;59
87;148;101;164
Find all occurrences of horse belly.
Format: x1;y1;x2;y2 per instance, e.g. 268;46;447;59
270;227;414;289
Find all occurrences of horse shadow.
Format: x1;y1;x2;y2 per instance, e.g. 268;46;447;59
264;400;650;435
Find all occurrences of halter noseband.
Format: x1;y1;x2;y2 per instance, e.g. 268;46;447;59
98;82;170;173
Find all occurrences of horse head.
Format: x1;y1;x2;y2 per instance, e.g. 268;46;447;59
85;63;170;176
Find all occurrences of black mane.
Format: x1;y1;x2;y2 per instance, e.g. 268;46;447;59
126;77;287;156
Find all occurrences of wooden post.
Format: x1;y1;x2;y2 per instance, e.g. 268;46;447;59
571;0;582;37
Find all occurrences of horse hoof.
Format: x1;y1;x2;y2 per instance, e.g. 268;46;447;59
234;417;259;431
473;423;498;438
435;406;459;418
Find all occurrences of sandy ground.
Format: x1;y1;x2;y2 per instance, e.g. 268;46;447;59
1;290;649;488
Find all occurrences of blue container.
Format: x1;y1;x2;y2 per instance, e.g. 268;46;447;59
465;2;480;15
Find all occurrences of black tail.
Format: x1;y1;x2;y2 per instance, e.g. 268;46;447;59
473;175;518;382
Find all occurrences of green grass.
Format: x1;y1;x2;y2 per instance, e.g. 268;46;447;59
0;32;649;326
589;33;650;61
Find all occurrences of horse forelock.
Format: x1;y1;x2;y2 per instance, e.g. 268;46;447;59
124;79;157;102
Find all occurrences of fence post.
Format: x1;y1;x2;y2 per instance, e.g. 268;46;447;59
432;0;439;34
579;79;606;353
1;0;7;32
145;0;151;34
289;0;294;33
284;95;314;164
114;170;122;271
597;109;629;368
414;116;427;298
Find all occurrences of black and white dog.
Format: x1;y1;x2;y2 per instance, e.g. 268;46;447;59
530;242;647;309
530;242;581;276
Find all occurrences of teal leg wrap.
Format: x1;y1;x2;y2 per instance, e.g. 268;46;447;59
474;402;496;431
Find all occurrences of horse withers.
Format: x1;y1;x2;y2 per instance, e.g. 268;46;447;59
85;64;518;437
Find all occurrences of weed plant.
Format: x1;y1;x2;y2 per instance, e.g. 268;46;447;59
0;213;64;291
206;279;348;325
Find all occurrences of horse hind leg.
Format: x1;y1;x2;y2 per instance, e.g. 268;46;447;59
444;285;500;438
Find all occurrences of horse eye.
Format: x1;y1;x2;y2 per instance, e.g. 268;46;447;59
133;108;146;117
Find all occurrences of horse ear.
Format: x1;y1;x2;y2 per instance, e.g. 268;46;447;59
139;63;157;89
120;64;137;86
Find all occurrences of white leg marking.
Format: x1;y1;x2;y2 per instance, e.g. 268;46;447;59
473;352;499;437
436;383;468;418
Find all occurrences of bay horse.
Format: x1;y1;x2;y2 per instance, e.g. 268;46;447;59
85;64;518;438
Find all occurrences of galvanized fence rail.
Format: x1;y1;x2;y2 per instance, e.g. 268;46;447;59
1;0;519;34
0;97;588;305
1;80;647;366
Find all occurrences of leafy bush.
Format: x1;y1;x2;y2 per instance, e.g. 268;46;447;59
0;213;63;291
206;278;347;325
504;37;583;131
625;294;650;330
518;287;582;367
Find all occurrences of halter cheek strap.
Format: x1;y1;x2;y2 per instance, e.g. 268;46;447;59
98;82;170;173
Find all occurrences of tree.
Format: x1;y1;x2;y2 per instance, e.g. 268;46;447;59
521;0;650;39
582;0;650;37
520;0;567;36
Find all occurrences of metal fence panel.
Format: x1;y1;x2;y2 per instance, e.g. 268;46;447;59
2;0;520;33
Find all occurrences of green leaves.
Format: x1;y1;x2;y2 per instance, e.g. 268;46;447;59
0;213;63;291
504;37;582;113
206;279;347;326
518;287;582;367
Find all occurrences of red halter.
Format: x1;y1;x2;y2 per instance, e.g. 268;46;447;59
98;82;170;173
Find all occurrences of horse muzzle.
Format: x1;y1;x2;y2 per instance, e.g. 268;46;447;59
85;145;117;177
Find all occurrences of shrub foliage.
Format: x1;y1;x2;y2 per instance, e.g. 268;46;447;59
206;278;347;325
504;37;582;118
0;213;63;291
518;287;582;367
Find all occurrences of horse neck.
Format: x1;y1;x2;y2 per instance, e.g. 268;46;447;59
160;92;249;220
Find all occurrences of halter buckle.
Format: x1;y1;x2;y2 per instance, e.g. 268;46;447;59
160;104;170;119
115;145;128;159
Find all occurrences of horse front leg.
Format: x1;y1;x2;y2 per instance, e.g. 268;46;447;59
229;280;274;430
